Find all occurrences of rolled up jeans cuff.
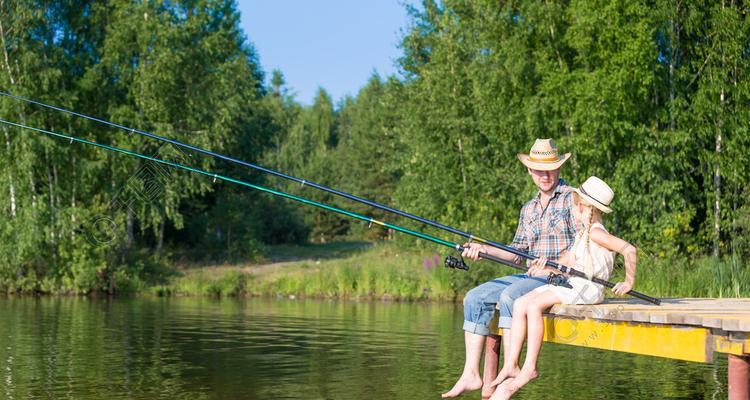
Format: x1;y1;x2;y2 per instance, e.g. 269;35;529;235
498;316;513;330
463;320;490;336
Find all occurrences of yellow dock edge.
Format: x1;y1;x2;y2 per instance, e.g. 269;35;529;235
490;315;750;363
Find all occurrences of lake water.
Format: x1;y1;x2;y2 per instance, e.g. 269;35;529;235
0;297;727;399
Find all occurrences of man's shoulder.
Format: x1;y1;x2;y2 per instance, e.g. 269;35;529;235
519;197;537;212
556;180;574;194
556;182;574;201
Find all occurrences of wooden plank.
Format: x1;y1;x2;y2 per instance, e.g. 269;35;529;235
647;311;749;324
551;301;750;315
712;332;750;357
493;296;750;363
546;298;750;332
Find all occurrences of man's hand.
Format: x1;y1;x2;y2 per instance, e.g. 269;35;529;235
526;257;549;277
461;242;487;262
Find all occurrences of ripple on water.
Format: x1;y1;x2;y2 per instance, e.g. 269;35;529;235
0;297;729;400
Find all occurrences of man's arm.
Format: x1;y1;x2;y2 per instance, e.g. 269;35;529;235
461;207;527;263
461;242;521;263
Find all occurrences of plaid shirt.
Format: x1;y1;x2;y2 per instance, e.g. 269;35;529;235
510;179;577;263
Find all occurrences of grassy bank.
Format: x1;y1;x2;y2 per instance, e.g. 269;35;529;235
154;242;481;301
152;242;750;300
619;255;750;298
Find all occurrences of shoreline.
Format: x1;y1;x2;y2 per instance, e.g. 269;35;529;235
2;242;749;300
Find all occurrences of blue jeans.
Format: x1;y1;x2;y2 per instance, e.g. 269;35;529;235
462;274;548;335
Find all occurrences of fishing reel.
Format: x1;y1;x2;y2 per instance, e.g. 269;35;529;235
445;254;470;271
546;272;572;289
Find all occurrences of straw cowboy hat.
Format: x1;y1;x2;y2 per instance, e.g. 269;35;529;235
517;138;571;171
574;176;614;214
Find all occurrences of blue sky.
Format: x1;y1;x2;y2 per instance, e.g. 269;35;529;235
237;1;416;106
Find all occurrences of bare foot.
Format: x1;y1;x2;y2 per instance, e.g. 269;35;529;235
441;372;483;398
487;365;521;388
489;369;539;400
481;384;495;400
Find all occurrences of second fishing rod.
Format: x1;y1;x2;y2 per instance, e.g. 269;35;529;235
1;91;650;302
0;117;661;305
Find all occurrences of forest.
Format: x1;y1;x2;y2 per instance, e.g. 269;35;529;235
1;0;749;296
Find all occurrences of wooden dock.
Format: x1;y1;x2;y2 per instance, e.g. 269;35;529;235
487;298;750;399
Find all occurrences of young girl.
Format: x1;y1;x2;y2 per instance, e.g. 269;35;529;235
488;176;637;400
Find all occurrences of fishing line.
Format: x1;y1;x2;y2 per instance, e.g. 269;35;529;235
0;97;661;305
0;118;531;268
0;91;545;261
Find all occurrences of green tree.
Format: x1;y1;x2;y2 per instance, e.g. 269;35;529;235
276;88;346;242
335;74;405;239
0;0;273;292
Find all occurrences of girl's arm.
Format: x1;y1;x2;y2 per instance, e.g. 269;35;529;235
589;228;637;295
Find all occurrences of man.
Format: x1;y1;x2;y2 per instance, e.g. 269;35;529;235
442;138;577;398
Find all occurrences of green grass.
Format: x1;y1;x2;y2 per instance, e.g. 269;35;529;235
151;268;249;297
154;241;750;300
158;243;464;300
616;254;750;298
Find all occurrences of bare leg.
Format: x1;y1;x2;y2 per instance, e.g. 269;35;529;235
492;291;561;400
442;331;486;398
521;290;559;370
501;328;512;365
481;334;501;399
489;296;532;388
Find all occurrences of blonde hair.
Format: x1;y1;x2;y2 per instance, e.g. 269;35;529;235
573;192;602;279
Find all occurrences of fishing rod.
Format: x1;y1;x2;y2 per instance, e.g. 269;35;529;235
0;92;572;270
0;117;662;305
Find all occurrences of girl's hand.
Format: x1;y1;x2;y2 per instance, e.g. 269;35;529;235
612;281;633;295
461;243;486;262
527;257;548;277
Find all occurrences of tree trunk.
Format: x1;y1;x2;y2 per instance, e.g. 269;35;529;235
29;173;37;208
0;2;16;86
126;209;134;250
714;125;721;258
714;2;725;258
156;220;164;254
71;154;76;240
45;146;59;266
3;126;16;217
53;162;59;238
1;7;17;218
45;148;56;245
457;136;467;189
125;208;135;249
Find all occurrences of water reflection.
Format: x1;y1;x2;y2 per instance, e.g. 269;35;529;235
0;297;726;399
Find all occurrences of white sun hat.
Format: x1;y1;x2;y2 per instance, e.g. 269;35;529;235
574;176;614;214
